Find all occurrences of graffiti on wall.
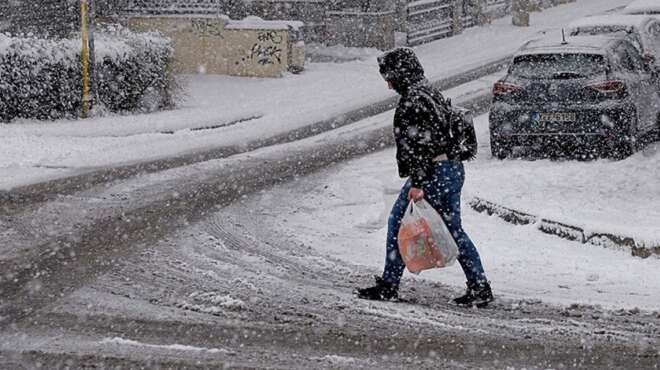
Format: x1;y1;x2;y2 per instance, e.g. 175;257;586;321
257;31;283;44
249;31;283;66
191;19;224;37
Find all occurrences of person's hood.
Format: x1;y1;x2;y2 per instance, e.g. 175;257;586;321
377;47;426;95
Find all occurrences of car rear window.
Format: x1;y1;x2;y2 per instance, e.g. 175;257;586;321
510;54;607;79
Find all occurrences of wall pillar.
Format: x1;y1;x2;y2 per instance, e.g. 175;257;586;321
512;0;530;27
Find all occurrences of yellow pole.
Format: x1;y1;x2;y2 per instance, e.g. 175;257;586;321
80;0;91;118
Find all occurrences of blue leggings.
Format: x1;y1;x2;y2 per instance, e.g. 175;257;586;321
382;161;487;286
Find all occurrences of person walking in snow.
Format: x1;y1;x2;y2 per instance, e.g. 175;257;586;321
356;47;494;307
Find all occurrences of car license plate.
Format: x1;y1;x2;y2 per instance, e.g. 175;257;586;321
536;112;576;123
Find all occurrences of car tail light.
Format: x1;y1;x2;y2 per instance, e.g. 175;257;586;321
587;80;627;95
493;82;522;96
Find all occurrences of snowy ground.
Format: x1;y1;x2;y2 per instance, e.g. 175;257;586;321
244;113;660;311
2;157;658;368
3;207;657;368
0;0;633;189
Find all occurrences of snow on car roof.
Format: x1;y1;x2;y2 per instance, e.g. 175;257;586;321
623;0;660;15
567;14;655;30
517;35;617;55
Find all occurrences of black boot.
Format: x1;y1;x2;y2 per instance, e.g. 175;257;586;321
355;276;399;301
453;281;494;308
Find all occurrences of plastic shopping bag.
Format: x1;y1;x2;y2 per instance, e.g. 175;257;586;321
397;199;459;274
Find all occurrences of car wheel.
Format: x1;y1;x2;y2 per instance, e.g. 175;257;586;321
610;137;635;160
609;118;638;160
490;136;511;160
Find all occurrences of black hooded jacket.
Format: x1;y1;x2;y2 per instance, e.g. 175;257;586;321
378;48;452;188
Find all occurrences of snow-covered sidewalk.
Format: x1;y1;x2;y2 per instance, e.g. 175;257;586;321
0;0;632;190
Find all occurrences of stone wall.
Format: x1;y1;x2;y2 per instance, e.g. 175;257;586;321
127;15;304;77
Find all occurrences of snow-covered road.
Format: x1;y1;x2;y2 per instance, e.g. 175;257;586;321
2;182;658;369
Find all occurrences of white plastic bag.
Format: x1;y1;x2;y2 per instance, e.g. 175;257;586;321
397;199;459;274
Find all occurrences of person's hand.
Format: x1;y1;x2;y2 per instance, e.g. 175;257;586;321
408;187;424;202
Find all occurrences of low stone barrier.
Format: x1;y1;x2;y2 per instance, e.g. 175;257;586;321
469;197;660;258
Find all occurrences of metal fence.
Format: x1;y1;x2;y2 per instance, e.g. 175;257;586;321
406;0;455;46
406;0;519;46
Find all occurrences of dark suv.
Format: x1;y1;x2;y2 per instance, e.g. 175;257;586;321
489;35;660;159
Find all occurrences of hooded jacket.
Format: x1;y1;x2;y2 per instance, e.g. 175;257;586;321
378;48;452;188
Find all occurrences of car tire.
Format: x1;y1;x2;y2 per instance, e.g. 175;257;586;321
490;136;511;160
611;138;635;160
609;116;638;160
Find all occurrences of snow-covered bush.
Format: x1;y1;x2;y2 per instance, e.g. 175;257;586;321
0;25;174;123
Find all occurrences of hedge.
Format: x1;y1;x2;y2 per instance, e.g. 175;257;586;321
0;24;174;123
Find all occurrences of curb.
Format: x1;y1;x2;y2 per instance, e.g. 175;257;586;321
468;197;660;258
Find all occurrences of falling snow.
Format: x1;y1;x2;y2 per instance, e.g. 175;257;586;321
1;0;658;369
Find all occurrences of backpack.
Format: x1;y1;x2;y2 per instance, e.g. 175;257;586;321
444;100;478;161
424;91;478;161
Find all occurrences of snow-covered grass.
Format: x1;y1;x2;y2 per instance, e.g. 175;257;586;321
0;0;633;190
247;113;660;311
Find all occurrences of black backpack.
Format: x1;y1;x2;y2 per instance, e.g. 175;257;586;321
425;91;478;161
444;100;478;161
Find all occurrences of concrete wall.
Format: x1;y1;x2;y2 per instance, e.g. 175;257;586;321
127;16;302;77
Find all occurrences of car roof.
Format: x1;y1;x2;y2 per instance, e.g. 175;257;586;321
623;0;660;15
516;35;620;56
567;14;656;31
